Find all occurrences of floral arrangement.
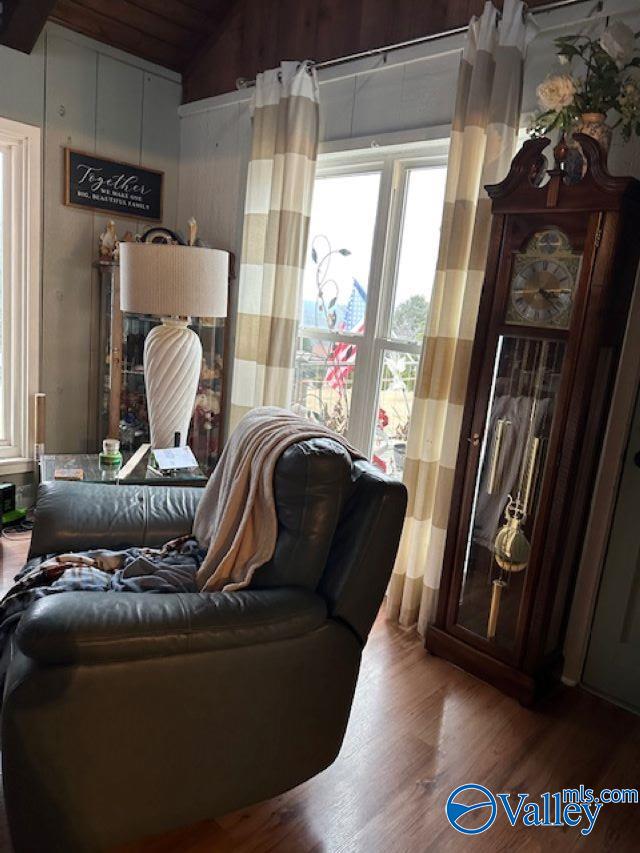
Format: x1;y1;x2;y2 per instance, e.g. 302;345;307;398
529;20;640;143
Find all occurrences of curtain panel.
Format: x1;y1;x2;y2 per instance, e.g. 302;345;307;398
387;0;537;635
230;61;320;431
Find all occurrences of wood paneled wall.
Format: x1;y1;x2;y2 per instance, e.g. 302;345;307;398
0;23;181;453
183;0;552;102
42;26;181;453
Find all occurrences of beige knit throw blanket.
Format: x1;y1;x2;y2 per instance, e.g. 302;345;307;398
193;406;363;592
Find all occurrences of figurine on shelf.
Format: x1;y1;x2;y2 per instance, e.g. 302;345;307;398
194;390;221;432
187;216;206;247
99;220;118;263
113;230;137;262
187;217;198;247
201;353;222;382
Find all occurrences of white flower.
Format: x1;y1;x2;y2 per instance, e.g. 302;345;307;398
558;53;569;65
536;74;576;111
600;21;636;69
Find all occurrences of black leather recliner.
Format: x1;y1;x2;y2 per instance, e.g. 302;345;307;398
1;438;407;852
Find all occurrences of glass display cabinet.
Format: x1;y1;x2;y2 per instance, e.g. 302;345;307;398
426;136;640;704
96;261;228;474
456;227;581;650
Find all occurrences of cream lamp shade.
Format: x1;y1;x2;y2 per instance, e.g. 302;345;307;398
118;242;230;451
119;243;229;318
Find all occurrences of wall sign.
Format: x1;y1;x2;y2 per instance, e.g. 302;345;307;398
64;149;163;221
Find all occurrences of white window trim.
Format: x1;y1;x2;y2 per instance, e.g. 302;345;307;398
301;135;448;453
0;117;41;474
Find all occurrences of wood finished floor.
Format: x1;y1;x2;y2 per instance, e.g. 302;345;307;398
1;537;639;852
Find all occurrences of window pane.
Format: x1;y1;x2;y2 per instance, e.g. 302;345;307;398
292;336;357;436
302;172;380;334
372;349;420;476
391;166;447;342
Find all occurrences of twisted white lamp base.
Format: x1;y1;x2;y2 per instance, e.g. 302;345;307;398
143;318;202;449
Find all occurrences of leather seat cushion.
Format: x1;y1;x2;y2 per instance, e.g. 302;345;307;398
16;587;327;665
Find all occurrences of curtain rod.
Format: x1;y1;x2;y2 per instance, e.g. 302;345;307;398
235;0;603;90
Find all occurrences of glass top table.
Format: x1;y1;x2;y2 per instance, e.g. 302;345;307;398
40;453;208;487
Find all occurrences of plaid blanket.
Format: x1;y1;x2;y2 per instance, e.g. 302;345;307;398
0;537;206;653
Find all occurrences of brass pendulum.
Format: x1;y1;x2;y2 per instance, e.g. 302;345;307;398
487;578;507;640
494;496;530;573
487;496;531;640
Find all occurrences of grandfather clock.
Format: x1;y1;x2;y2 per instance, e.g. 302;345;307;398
426;135;640;704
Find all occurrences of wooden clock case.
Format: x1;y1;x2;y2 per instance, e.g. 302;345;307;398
425;135;640;704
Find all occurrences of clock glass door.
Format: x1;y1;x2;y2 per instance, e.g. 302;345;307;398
456;336;566;649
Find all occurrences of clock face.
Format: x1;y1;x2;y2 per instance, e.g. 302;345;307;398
511;260;573;326
506;229;581;330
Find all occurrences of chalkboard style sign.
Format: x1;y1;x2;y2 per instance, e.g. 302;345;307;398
64;149;163;221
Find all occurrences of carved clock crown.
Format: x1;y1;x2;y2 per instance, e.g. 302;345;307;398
485;134;640;213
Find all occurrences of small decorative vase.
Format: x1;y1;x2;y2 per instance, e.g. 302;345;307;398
576;112;612;153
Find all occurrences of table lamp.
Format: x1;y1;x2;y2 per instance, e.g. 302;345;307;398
119;242;229;449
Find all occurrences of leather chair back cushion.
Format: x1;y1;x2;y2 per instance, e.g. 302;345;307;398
250;438;354;591
319;461;407;644
29;483;202;557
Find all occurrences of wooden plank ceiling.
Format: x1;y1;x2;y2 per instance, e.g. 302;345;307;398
48;0;237;72
183;0;553;102
0;0;554;101
0;0;58;53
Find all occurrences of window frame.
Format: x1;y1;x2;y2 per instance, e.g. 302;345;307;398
298;138;448;455
0;117;41;473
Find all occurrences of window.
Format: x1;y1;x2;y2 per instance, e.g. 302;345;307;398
293;143;447;476
0;117;41;471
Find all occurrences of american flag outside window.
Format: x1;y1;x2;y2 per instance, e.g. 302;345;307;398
324;278;366;390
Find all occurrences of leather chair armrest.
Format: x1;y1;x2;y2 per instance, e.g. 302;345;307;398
15;588;327;665
28;482;202;557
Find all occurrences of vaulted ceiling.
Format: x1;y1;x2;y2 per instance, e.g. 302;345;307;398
49;0;235;73
1;0;554;103
0;0;235;73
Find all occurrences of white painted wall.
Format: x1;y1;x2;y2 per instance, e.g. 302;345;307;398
0;23;182;453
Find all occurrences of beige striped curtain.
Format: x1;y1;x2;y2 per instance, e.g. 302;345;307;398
230;61;320;430
387;0;537;635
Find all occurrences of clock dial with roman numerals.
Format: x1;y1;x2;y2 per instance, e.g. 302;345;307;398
506;229;581;330
510;259;573;326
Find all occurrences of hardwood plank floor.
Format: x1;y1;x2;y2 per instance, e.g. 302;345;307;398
120;615;640;853
1;536;638;851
